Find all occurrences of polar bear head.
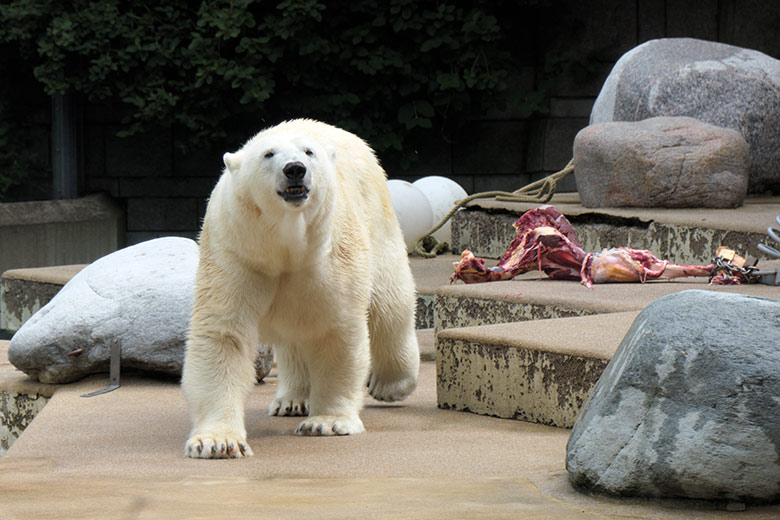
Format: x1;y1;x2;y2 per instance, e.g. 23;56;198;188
223;131;336;213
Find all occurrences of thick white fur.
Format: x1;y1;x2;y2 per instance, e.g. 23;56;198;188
181;119;419;459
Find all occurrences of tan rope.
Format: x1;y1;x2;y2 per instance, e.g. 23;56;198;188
412;158;575;258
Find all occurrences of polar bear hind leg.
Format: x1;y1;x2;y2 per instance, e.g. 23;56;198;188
367;272;420;402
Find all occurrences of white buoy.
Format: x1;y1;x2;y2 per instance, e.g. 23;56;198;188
412;176;467;244
386;179;434;253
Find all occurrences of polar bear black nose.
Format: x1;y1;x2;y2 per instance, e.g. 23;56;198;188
283;161;307;182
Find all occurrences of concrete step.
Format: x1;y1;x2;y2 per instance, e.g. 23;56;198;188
451;193;780;262
432;277;779;427
409;254;456;330
0;341;57;456
433;273;780;332
436;312;638;429
0;265;85;332
432;195;780;426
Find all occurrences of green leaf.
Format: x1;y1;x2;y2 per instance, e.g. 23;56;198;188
436;72;463;90
420;37;441;52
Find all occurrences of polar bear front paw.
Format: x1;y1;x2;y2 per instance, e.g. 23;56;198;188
294;415;365;436
185;433;254;459
269;397;309;417
368;373;417;402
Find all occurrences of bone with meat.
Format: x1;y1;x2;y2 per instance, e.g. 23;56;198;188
451;206;714;288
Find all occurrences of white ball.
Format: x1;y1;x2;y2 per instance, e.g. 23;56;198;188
386;179;434;253
412;176;467;244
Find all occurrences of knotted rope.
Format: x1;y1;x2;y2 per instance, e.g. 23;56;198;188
412;158;575;257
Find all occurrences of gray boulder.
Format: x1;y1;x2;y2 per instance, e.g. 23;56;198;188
591;37;780;193
574;116;749;208
566;290;780;504
8;237;273;384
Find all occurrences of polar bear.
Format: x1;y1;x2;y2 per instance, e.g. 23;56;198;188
181;119;420;458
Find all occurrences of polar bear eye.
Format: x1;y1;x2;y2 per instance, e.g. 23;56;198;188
305;148;314;156
264;151;275;159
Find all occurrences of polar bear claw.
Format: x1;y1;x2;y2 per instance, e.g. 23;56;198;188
185;433;253;459
269;397;309;417
295;415;365;436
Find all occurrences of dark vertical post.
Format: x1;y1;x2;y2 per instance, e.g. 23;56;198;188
51;93;79;199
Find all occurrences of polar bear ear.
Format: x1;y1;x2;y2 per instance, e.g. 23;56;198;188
223;152;241;174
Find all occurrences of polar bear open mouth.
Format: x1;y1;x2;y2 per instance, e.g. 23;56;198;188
279;185;310;203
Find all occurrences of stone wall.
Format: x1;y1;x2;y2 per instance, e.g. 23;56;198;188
82;120;218;245
0;195;123;274
9;0;780;245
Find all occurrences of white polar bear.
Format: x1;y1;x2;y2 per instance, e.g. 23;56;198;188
181;119;420;459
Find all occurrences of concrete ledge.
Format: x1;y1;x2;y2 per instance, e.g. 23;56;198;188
436;313;639;428
410;254;460;329
0;341;58;456
452;193;780;262
0;342;58;398
416;293;435;329
434;278;780;428
434;290;599;334
0;392;49;457
1;265;85;331
434;276;780;334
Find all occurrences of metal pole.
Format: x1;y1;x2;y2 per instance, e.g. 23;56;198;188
51;93;79;199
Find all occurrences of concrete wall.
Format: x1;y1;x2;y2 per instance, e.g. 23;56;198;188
0;194;123;274
82;121;215;245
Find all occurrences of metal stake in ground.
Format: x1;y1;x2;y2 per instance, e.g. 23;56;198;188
81;340;121;398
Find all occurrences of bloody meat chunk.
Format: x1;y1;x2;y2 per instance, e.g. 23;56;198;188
451;206;713;288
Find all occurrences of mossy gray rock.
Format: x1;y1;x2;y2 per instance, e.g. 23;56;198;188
8;238;273;384
566;290;780;504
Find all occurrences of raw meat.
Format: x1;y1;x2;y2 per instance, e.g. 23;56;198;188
580;247;713;287
451;206;714;288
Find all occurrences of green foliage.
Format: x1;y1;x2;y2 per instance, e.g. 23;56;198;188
0;95;33;197
0;47;46;200
0;0;545;195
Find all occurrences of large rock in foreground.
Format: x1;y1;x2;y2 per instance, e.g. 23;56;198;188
591;38;780;194
567;290;780;504
8;238;273;384
574;116;749;208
